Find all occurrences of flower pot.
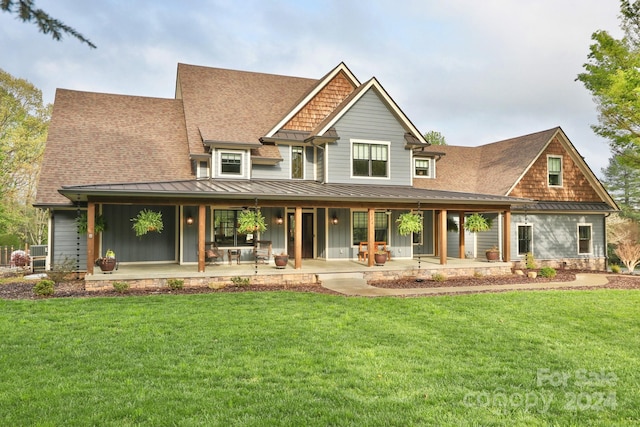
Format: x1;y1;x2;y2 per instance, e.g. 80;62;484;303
97;258;117;273
274;255;288;269
485;250;500;262
374;253;387;266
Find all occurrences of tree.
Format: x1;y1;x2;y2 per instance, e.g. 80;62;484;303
576;1;640;161
424;130;447;145
601;151;640;219
1;0;95;48
0;68;50;244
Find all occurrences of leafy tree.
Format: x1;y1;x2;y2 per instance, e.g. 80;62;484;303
0;68;50;244
1;0;95;48
424;130;447;145
601;151;640;219
576;0;640;161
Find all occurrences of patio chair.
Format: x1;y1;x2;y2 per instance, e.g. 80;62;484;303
204;242;222;265
358;242;368;262
254;240;272;264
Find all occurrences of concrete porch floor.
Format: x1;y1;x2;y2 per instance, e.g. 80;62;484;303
86;257;512;282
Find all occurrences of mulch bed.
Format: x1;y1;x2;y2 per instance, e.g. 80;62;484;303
1;270;639;300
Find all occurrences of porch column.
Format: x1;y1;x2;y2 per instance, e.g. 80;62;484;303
439;209;447;265
294;206;302;269
367;208;375;267
458;212;465;259
503;210;511;262
434;210;439;257
86;202;95;275
197;204;206;272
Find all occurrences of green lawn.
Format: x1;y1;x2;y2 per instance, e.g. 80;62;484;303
0;290;638;426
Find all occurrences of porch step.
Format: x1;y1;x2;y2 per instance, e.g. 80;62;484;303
317;272;364;281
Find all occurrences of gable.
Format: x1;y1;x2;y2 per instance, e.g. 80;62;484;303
283;71;356;132
508;135;603;202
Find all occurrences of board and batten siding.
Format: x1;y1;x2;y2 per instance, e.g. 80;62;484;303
510;213;605;260
52;209;87;269
102;205;176;263
327;90;413;185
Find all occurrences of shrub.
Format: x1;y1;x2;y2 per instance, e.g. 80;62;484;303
525;252;537;270
539;267;557;278
33;279;55;296
112;281;130;293
610;264;621;274
432;273;447;282
167;278;184;290
231;276;250;286
47;257;77;283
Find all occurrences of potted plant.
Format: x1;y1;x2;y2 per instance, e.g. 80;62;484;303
274;252;288;268
237;209;267;234
396;211;423;236
485;246;500;262
75;212;107;235
374;250;388;266
131;209;164;237
95;249;117;273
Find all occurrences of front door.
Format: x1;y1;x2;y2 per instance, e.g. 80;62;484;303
288;212;314;259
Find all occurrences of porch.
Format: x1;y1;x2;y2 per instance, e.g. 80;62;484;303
84;257;513;291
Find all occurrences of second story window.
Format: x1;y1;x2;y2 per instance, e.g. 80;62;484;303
414;158;431;177
221;152;242;175
353;141;388;178
548;155;562;186
292;146;304;179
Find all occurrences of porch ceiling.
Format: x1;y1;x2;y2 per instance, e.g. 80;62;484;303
59;178;530;207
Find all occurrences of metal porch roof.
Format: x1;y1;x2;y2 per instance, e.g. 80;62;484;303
59;179;531;206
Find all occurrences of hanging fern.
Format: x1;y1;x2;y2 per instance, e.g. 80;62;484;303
464;213;492;233
131;209;164;237
75;212;106;235
396;212;423;236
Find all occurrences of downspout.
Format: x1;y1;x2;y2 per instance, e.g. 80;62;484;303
604;212;611;272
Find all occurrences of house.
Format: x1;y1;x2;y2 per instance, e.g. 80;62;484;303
35;62;617;276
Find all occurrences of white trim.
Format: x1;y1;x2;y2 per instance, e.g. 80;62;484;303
216;149;247;179
516;223;533;256
413;157;433;178
577;223;593;255
264;63;360;138
547;154;563;188
350;139;391;180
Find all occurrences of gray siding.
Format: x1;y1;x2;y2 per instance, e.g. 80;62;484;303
327;208;351;259
258;207;286;255
316;147;325;183
52;209;87;270
328;90;413;185
510;213;606;260
317;208;326;258
252;146;286;179
102;205;176;262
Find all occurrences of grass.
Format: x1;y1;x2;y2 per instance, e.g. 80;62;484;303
0;290;638;426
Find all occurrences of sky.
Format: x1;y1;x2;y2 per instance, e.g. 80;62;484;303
0;0;624;177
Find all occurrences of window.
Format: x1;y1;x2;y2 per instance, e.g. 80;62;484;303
414;158;431;177
292;146;304;179
517;224;532;255
221;152;242;175
578;224;592;254
548;156;562;186
213;210;252;246
353;141;388;177
352;211;389;244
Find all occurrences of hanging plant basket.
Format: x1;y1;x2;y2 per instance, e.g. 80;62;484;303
464;213;492;233
131;209;164;237
396;212;423;236
237;209;267;234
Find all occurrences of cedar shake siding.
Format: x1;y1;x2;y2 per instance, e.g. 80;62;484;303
509;137;602;202
284;72;356;131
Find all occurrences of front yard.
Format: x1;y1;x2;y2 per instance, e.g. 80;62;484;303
0;290;637;425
